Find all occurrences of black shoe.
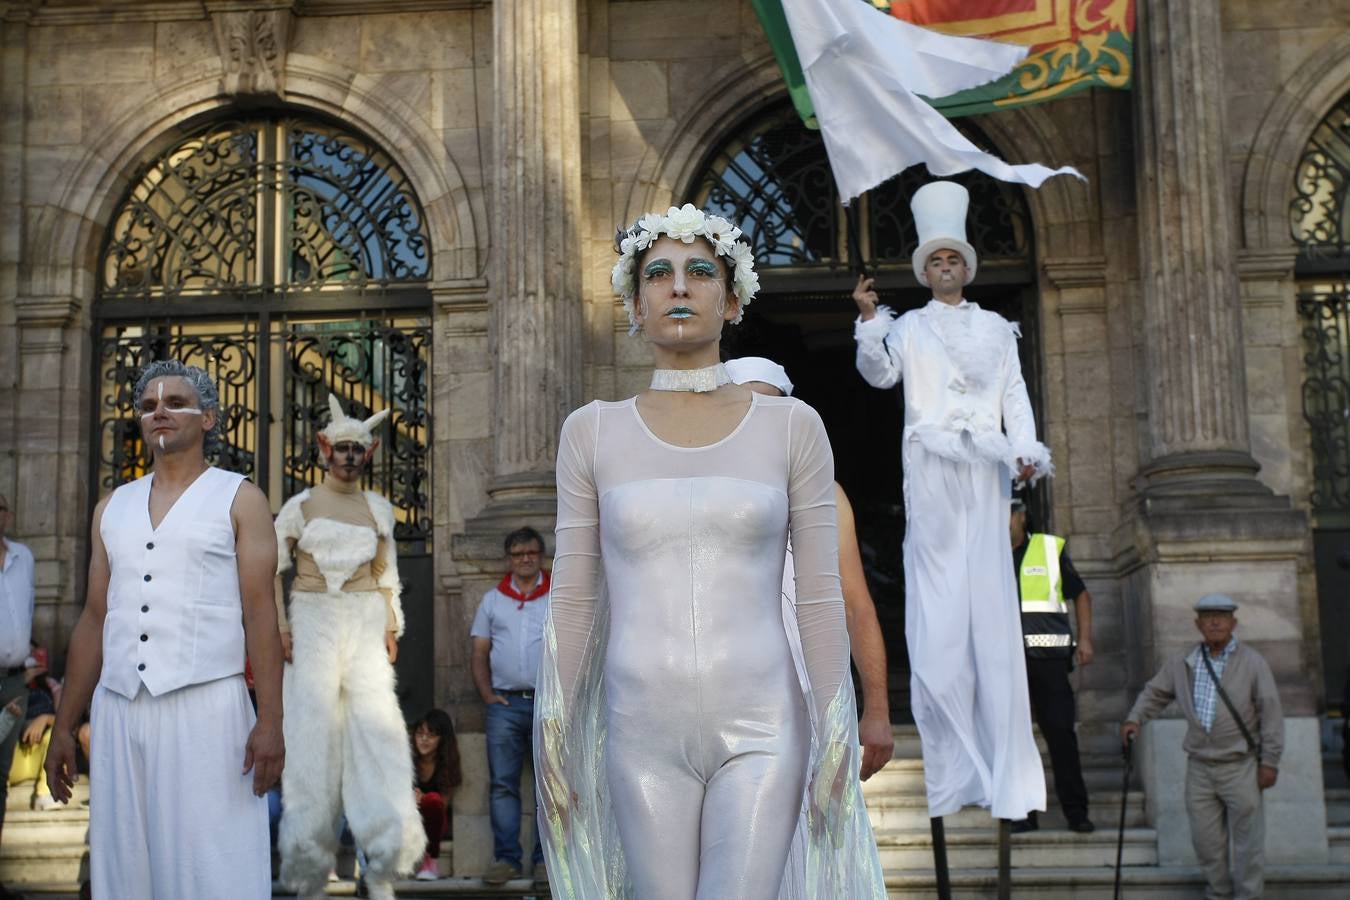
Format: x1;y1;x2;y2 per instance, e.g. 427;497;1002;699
1010;812;1039;834
1067;817;1096;833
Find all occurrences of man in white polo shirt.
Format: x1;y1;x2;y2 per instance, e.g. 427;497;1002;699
471;526;551;887
44;359;285;900
0;491;35;900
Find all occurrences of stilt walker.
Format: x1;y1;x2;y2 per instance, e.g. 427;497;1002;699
275;396;424;900
851;182;1051;889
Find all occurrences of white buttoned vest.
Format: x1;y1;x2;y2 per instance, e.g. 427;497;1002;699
99;467;248;698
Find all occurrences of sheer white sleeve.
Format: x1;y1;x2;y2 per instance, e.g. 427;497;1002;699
854;305;903;389
999;334;1052;481
549;402;603;709
787;401;849;719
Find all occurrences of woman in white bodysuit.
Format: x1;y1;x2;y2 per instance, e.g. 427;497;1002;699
534;207;884;899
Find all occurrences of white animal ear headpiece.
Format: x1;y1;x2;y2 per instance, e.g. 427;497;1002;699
911;181;978;287
321;394;391;446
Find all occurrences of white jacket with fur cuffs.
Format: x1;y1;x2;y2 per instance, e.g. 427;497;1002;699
273;487;405;637
855;299;1051;481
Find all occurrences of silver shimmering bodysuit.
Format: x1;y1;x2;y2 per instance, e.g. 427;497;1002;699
545;393;850;899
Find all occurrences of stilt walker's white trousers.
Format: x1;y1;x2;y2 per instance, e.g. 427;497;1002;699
904;441;1045;820
90;676;269;900
279;590;422;894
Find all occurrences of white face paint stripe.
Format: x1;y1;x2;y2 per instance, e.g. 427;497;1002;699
140;381;203;418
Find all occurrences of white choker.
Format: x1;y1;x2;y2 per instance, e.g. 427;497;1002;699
650;363;732;393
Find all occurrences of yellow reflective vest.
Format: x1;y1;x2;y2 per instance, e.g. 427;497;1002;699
1018;533;1073;658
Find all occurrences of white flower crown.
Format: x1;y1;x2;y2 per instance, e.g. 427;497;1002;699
611;204;761;335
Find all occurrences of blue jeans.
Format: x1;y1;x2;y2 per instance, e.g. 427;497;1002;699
485;693;544;868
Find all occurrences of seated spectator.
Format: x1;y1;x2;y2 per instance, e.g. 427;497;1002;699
8;652;58;810
410;709;462;881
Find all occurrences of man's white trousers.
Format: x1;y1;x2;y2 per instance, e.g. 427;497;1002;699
279;589;422;894
904;442;1046;820
90;675;269;900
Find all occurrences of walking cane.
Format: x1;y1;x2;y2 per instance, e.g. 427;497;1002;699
930;816;952;900
1113;734;1135;900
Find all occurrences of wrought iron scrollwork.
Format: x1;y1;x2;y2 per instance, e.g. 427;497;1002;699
96;317;432;543
690;103;1031;272
1292;95;1350;257
1299;279;1350;511
693;107;838;266
96;322;262;489
280;319;432;542
286;124;429;286
101;116;430;300
868;167;1029;265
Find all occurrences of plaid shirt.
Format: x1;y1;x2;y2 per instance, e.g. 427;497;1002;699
1190;637;1238;732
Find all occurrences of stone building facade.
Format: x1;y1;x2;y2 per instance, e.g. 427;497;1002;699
0;0;1347;878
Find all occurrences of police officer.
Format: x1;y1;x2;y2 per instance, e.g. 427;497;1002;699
1009;498;1095;833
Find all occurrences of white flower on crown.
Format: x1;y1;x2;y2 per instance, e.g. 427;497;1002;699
611;204;760;334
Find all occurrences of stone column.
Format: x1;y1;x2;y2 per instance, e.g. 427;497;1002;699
1132;0;1258;494
477;0;583;531
1119;0;1324;866
449;3;584;874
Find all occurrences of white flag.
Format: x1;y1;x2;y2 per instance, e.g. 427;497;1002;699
779;0;1084;202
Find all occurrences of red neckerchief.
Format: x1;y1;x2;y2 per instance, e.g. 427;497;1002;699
498;570;550;610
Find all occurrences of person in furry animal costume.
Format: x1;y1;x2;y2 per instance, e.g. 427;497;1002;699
850;181;1051;824
274;396;423;900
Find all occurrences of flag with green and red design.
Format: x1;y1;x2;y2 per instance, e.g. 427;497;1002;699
755;0;1135;127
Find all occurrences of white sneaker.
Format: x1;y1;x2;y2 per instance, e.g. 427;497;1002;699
414;853;440;881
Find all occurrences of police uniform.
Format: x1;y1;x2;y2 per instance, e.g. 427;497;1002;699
1013;532;1091;827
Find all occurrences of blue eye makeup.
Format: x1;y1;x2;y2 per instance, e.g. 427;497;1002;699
642;259;673;279
687;258;719;278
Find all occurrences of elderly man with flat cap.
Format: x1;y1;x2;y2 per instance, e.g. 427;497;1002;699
1122;594;1283;900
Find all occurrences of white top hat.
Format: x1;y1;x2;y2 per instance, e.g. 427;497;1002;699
321;394;390;446
911;181;977;286
725;356;794;396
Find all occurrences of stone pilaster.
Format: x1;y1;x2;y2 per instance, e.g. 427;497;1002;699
458;0;583;551
1119;0;1324;866
1132;0;1259;495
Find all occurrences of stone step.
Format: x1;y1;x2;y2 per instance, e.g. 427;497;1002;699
1327;787;1350;826
5;783;88;812
862;789;1148;831
1330;826;1350;865
13;879;554;899
880;863;1350;899
15;867;1350;900
873;825;1158;870
862;756;1130;798
0;841;90;885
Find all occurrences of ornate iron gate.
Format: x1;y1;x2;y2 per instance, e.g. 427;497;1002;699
94;314;431;545
93;112;437;714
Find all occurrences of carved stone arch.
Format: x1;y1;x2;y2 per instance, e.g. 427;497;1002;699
1241;32;1350;251
965;103;1099;262
617;53;787;224
25;60;479;313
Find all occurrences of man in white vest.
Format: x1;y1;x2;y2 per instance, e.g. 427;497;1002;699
850;181;1050;823
44;359;284;900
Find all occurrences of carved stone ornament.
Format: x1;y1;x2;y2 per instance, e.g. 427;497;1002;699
211;7;293;99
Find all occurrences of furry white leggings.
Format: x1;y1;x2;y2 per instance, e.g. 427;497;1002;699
278;590;423;896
